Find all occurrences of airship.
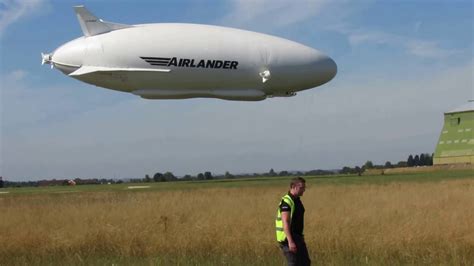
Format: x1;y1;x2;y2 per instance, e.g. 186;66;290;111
42;6;337;101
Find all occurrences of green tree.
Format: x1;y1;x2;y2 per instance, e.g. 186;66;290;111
384;161;392;168
355;166;362;176
224;171;234;179
204;172;213;180
426;154;431;165
340;166;351;174
164;172;177;181
197;173;205;180
420;153;427;165
153;172;164;182
364;161;374;169
397;161;407;167
414;155;420;166
279;171;289;176
144;174;151;183
0;176;4;188
407;155;414;167
269;168;276;176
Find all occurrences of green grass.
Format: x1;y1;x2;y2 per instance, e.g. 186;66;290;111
1;169;473;265
1;169;472;196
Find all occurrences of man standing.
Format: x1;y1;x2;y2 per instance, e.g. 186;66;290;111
276;177;311;265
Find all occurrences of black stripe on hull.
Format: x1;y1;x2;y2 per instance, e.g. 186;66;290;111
140;57;171;60
140;56;171;66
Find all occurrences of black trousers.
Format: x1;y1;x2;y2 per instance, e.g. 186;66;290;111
279;234;311;266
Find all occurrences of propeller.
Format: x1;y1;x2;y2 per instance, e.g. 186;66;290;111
41;53;54;68
259;69;271;83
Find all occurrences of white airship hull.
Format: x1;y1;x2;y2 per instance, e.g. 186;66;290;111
43;6;337;101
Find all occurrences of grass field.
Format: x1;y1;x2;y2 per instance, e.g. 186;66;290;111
0;170;473;265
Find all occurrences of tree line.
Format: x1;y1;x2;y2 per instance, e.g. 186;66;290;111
139;168;337;183
0;153;435;188
407;153;433;167
339;153;434;175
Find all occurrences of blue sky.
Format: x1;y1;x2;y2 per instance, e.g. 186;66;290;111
1;0;472;181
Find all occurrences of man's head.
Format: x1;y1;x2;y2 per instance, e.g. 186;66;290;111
289;177;306;197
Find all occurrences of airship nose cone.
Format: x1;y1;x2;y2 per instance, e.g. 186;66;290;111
306;51;337;87
319;55;337;83
51;38;85;75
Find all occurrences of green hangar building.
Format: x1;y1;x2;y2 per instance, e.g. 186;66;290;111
434;100;473;165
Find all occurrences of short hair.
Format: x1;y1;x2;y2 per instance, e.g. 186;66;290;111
290;177;306;188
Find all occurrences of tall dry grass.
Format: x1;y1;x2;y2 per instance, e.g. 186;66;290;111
1;179;473;265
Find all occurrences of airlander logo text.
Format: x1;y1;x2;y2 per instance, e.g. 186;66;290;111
140;57;238;70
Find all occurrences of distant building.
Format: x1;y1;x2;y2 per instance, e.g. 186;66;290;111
433;101;473;165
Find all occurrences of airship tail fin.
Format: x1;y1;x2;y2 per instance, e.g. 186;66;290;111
73;5;132;37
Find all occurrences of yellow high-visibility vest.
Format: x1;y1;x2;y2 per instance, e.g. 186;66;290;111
275;194;295;242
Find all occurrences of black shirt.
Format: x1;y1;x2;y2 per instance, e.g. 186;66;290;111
279;192;305;236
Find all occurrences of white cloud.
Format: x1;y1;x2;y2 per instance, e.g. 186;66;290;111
221;1;458;59
333;25;458;59
7;69;27;81
221;0;331;29
406;40;458;59
0;0;47;37
346;30;398;46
